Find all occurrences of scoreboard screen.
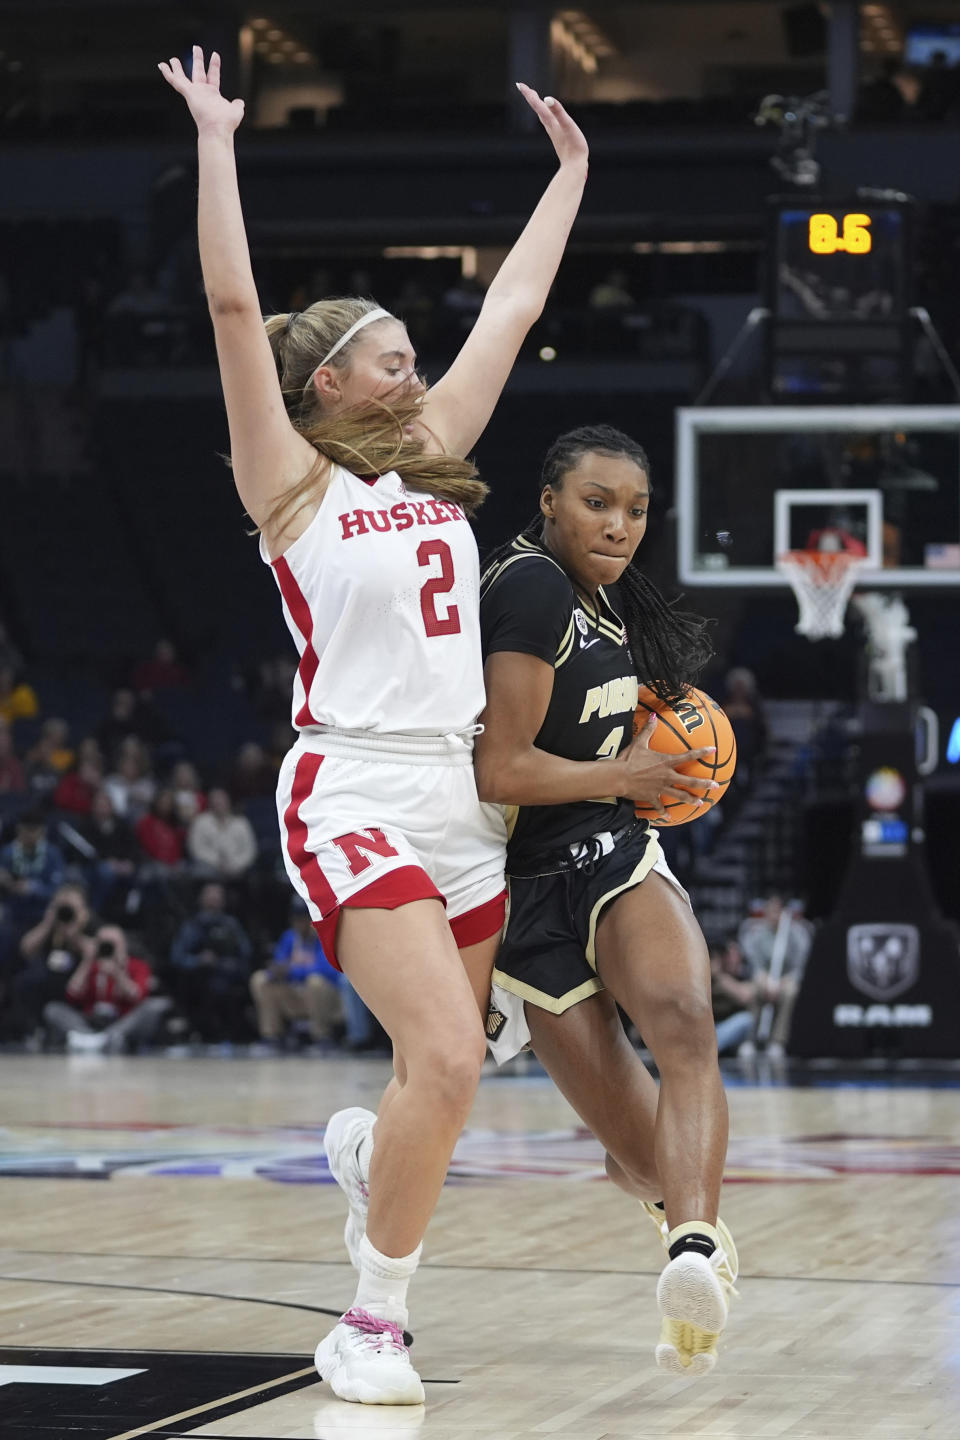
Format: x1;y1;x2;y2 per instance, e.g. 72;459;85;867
772;203;909;323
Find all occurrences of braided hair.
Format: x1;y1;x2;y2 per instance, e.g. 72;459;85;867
483;424;713;702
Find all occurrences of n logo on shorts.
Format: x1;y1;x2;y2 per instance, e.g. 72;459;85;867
332;829;401;877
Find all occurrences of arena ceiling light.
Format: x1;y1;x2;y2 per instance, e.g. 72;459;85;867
248;16;316;68
860;3;901;55
552;9;616;75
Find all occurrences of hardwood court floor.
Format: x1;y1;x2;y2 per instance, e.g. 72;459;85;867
1;1053;959;1439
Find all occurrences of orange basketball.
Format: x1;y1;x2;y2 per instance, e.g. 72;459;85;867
632;685;737;826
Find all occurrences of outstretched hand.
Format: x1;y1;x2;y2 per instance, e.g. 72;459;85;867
158;46;245;135
516;82;588;170
620;711;718;824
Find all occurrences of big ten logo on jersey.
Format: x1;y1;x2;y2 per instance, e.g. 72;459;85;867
574;608;589;637
674;699;706;736
332;829;399;877
579;675;640;725
339;499;465;541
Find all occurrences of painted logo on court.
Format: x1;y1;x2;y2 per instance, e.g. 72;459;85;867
847;923;920;1001
3;1121;960;1181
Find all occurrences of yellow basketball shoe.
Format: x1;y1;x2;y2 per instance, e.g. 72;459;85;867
641;1204;739;1277
654;1232;739;1377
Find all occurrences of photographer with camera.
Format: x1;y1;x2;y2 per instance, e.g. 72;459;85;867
168;881;253;1043
5;882;94;1042
43;923;170;1053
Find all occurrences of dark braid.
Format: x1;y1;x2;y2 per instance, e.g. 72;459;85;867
483;425;713;703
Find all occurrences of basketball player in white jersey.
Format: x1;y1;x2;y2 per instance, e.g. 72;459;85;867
159;46;589;1405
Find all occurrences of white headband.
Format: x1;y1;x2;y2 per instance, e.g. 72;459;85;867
303;307;394;392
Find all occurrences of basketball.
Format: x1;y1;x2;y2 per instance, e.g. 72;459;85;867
632;685;737;826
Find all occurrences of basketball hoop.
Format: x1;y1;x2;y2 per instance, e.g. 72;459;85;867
776;549;867;639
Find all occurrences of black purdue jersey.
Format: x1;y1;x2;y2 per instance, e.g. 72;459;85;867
480;536;644;874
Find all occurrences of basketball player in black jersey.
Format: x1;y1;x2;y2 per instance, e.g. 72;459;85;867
476;425;739;1375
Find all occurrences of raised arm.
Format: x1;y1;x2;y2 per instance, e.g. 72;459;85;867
423;86;589;457
158;48;320;530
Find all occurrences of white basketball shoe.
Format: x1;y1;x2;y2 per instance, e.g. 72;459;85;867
315;1307;425;1405
654;1240;739;1376
323;1107;375;1269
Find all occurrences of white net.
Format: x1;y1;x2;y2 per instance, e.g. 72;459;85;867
775;550;867;639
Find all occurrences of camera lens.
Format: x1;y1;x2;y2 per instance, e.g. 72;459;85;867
96;938;116;959
55;903;76;923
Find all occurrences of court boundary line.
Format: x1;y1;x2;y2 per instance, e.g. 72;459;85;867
0;1273;344;1317
2;1257;958;1290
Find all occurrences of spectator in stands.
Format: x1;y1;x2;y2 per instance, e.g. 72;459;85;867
168;759;207;825
175;761;208;817
135;788;186;867
10;881;94;1041
917;49;960;124
24;718;75;800
53;738;105;815
103;739;156;821
168;881;253;1041
738;895;812;1058
710;936;759;1057
250;899;345;1049
856;58;911;123
226;741;276;800
0;663;39;728
131;637;190;694
0;716;26;794
43;922;170;1053
75;789;141;917
187;786;257;880
97;687;168;760
98;687;141;757
588;268;634;310
0;811;65;930
723;666;768;792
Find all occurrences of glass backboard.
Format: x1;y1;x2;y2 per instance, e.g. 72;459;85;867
676;406;960;587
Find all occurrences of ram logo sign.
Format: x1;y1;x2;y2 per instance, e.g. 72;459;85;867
846;924;919;1002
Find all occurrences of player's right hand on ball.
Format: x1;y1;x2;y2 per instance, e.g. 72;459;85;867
618;712;718;823
158;47;245;135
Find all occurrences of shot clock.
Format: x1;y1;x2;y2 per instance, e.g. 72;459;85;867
767;196;914;398
808;212;872;256
771;198;911;323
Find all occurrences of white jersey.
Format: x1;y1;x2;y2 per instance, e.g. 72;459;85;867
261;464;485;736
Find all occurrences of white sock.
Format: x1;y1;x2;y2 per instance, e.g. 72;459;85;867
352;1232;421;1327
357;1127;374;1184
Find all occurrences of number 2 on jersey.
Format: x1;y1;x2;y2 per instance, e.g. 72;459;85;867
417;539;461;637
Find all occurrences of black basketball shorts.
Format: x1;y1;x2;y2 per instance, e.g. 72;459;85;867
487;822;690;1063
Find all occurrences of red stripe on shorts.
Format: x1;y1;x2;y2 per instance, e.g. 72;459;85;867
449;888;507;949
282;752;338;916
314;864;444;972
272;555;320;727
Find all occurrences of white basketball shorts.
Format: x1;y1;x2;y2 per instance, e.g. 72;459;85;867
276;728;507;968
